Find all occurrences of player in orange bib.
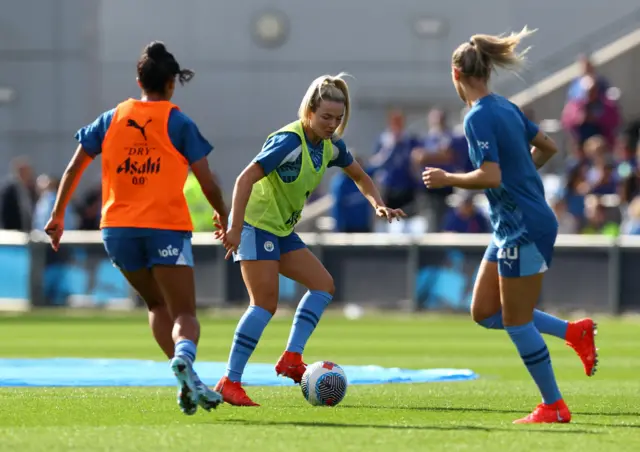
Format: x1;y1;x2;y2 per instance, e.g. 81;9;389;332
45;41;227;415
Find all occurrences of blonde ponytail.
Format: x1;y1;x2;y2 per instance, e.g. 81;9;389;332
298;72;351;137
452;26;537;80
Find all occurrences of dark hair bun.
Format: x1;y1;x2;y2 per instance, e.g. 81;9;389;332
145;41;168;59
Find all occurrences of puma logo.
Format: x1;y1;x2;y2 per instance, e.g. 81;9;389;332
502;260;513;269
126;118;152;140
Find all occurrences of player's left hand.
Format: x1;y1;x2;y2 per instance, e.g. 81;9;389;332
422;167;450;189
375;206;407;223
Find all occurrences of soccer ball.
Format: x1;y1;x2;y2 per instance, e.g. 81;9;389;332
301;361;348;406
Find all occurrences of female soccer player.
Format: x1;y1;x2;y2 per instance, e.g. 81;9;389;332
422;28;597;424
213;73;406;406
45;41;227;416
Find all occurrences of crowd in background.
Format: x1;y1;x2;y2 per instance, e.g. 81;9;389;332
2;54;639;237
331;54;640;236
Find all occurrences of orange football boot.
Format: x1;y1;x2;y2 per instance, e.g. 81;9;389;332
565;318;598;376
514;399;571;424
275;351;307;384
214;376;260;407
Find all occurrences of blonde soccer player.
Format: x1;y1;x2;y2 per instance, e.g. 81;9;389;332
214;73;406;406
422;28;597;424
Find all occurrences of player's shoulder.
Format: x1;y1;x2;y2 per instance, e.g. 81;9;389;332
168;108;196;127
331;136;347;149
464;105;490;130
264;131;302;152
99;107;117;123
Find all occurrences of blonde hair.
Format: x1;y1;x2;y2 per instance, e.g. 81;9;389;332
452;26;537;80
298;72;351;137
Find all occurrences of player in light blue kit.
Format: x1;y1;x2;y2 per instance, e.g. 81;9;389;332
422;27;597;424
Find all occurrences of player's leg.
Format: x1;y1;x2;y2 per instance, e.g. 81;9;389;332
148;232;222;414
102;236;173;358
215;224;280;406
120;269;174;358
475;242;597;376
277;237;335;383
499;241;570;424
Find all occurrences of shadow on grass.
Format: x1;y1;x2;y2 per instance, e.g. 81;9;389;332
219;418;599;434
341;404;640;419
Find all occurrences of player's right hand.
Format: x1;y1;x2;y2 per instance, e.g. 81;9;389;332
212;212;228;238
222;227;241;260
44;216;64;252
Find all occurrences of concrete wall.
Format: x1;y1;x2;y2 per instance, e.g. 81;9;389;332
1;0;639;191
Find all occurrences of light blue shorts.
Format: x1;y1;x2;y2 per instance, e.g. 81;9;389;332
233;222;306;262
484;233;556;278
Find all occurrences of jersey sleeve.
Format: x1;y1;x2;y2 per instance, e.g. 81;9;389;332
167;110;213;165
74;109;115;157
253;132;301;176
328;138;354;168
513;104;540;142
464;111;499;166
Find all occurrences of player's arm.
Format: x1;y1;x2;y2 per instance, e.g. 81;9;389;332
51;145;94;220
424;113;501;190
331;138;384;209
229;162;265;231
440;162;501;189
516;104;558;170
342;160;386;209
530;131;558;170
50;111;110;222
336;139;406;221
171;111;228;222
229;134;294;231
190;158;228;218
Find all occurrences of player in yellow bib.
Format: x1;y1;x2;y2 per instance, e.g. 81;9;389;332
213;73;406;406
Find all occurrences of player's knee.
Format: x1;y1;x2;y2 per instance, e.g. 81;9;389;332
145;298;165;312
255;302;278;316
251;292;279;316
308;274;335;296
470;303;502;329
325;276;335;297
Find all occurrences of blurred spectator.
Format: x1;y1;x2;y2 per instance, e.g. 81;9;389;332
0;157;37;231
32;174;78;231
581;199;619;236
76;183;101;230
561;74;620;153
583;136;618;195
567;54;610;102
369;109;418;214
563;161;590;222
412;108;456;232
550;196;579;234
330;155;373;233
621;197;640;235
617;123;640;204
441;193;489;233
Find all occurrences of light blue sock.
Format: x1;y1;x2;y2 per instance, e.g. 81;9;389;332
175;339;197;364
286;290;332;354
225;306;272;382
175;339;203;384
478;309;568;339
506;322;563;404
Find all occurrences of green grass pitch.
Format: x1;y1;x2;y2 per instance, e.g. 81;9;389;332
0;311;638;451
